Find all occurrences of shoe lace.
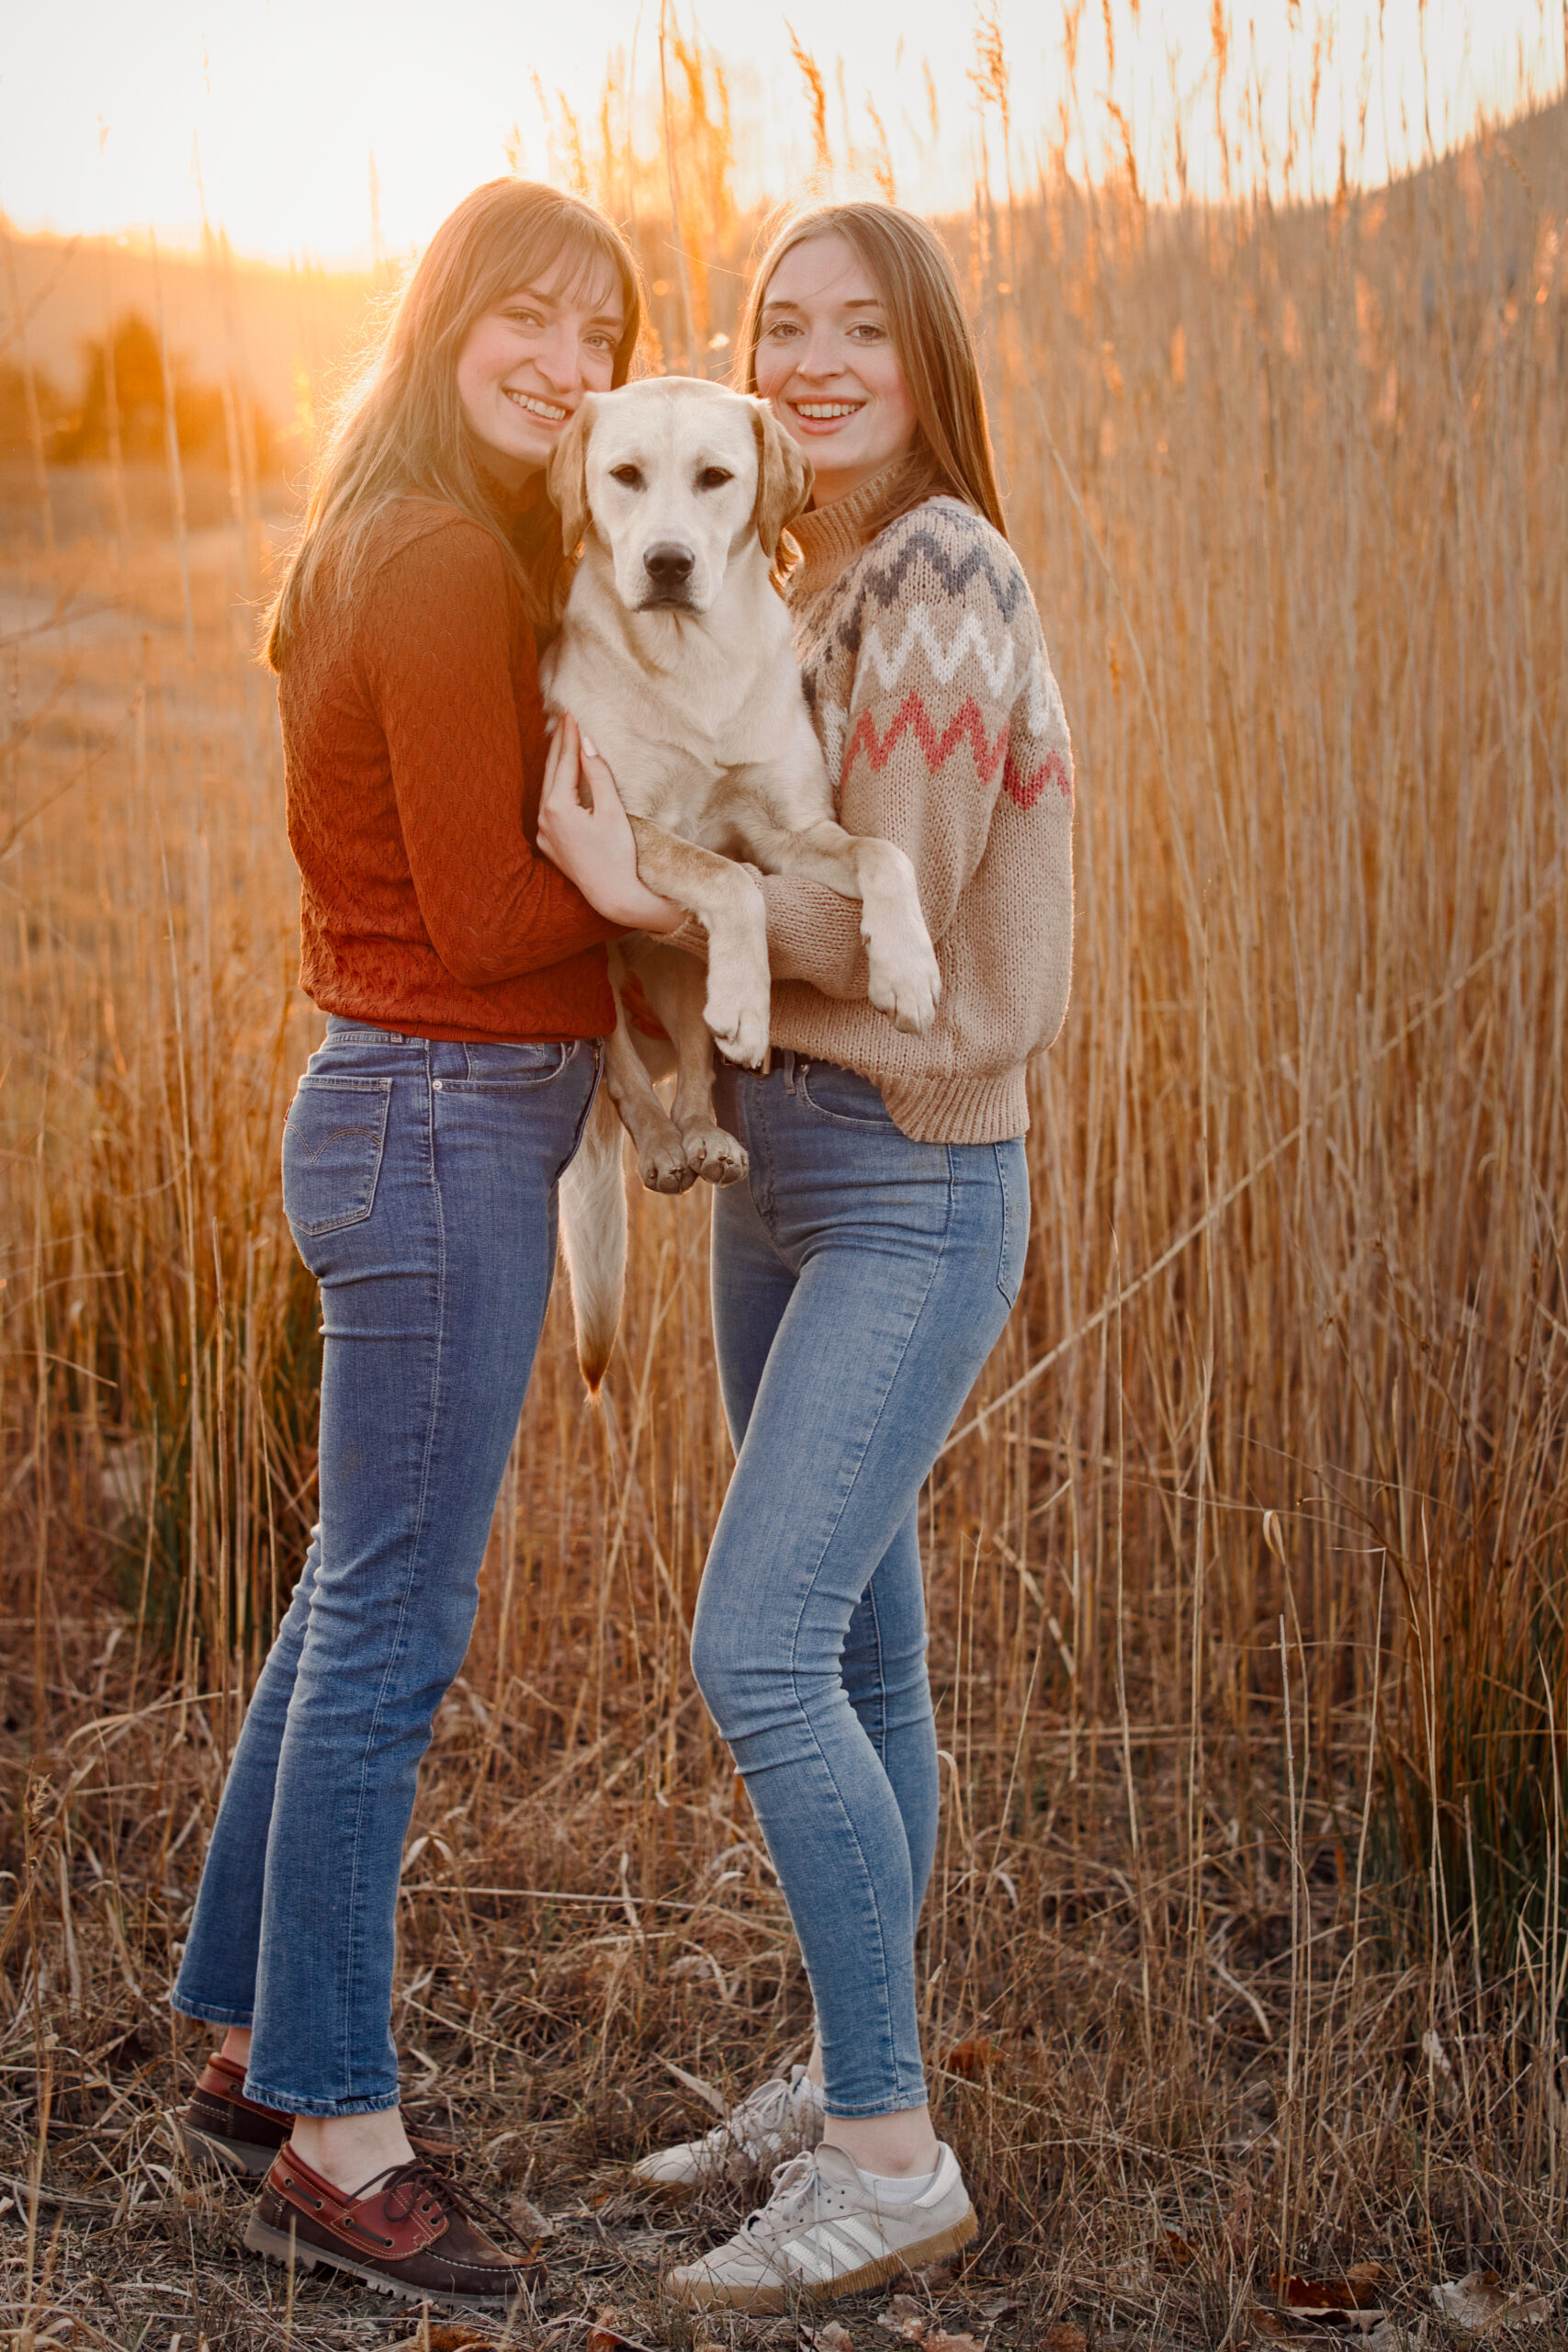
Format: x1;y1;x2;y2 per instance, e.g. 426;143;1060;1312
708;2073;795;2150
368;2159;520;2246
742;2150;825;2248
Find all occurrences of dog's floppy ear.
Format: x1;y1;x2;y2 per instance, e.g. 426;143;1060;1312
750;399;812;564
547;397;596;553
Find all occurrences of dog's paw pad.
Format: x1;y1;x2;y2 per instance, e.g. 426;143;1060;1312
637;1138;698;1194
683;1125;749;1186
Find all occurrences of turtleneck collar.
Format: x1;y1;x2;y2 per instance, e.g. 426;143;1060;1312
788;456;931;599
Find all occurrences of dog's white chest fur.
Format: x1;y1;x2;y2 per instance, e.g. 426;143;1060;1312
542;377;941;1394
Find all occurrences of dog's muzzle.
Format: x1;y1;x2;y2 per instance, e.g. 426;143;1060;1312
638;540;697;610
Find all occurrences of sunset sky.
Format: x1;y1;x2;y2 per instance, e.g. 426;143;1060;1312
4;0;1562;266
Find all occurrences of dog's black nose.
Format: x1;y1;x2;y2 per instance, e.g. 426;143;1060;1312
644;541;695;589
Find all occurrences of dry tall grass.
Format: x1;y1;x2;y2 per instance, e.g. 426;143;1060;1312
3;20;1568;2348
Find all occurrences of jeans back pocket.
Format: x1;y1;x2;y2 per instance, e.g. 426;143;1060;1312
283;1076;393;1237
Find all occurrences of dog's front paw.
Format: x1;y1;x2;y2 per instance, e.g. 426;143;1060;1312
705;974;771;1069
865;928;942;1037
682;1124;749;1186
637;1135;699;1194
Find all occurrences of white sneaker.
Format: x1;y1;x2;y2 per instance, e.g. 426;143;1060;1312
632;2064;826;2197
663;2140;977;2312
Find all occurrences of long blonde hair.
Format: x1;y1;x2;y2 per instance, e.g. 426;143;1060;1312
264;180;643;670
735;201;1007;540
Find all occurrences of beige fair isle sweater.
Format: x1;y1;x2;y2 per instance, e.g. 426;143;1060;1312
735;470;1076;1142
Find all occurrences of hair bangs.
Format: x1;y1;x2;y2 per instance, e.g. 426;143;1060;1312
464;204;640;386
262;179;645;670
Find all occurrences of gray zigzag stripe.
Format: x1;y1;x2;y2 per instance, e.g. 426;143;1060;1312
836;523;1029;657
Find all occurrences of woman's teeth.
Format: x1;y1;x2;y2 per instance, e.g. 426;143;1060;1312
504;389;569;422
794;401;863;419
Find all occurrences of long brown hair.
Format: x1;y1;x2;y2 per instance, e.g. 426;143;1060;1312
735;201;1006;540
264;180;643;670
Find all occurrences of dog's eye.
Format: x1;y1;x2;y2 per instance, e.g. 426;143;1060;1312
697;467;734;492
608;464;644;490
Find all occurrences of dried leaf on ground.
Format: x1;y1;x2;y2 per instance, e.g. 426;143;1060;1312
942;2038;1003;2078
915;2261;959;2288
1281;2264;1389;2314
807;2325;856;2352
1159;2229;1201;2268
1040;2324;1088;2352
507;2188;555;2238
925;2334;986;2352
1251;2310;1294;2341
878;2298;930;2340
979;2300;1021;2321
1431;2273;1551;2329
587;2325;658;2352
382;2328;495;2352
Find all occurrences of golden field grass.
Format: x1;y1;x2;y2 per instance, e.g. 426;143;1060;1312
2;33;1567;2352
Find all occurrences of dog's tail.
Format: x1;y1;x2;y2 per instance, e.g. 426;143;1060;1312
558;1086;626;1397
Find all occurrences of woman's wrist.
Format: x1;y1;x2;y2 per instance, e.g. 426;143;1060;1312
629;887;687;935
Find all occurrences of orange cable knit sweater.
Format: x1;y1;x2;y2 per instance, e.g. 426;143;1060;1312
279;497;620;1044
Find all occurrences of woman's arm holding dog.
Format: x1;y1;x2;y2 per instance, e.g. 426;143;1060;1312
752;516;1069;1001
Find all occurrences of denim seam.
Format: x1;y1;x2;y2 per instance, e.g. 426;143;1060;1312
750;1073;778;1230
554;1040;603;1182
862;1577;889;1762
777;1148;954;2109
169;1994;253;2027
994;1141;1021;1305
244;2080;402;2120
337;1050;446;2110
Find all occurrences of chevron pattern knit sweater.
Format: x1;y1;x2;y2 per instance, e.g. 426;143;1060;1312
753;470;1074;1142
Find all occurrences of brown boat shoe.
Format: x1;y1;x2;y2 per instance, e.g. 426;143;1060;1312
177;2050;460;2180
178;2051;295;2177
243;2143;537;2309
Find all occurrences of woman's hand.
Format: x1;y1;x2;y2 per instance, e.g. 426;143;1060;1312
536;714;685;934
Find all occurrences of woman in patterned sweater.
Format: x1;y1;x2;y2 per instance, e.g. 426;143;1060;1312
553;204;1073;2303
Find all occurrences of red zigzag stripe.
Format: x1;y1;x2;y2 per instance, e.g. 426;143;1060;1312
844;692;1072;810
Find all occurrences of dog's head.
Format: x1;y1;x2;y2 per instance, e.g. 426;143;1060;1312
547;378;811;616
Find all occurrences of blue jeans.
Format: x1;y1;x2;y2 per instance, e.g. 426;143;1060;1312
692;1055;1027;2117
172;1018;601;2115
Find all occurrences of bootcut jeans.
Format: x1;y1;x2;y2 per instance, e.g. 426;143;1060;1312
172;1017;601;2116
692;1053;1028;2117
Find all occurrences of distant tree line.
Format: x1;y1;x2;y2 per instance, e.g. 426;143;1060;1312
0;311;276;473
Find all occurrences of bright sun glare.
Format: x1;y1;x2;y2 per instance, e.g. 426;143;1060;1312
3;0;1562;265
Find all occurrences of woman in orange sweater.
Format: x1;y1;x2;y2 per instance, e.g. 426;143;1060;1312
170;180;677;2312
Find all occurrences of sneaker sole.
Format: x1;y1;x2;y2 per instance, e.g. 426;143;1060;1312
665;2202;978;2312
177;2118;279;2179
242;2211;527;2311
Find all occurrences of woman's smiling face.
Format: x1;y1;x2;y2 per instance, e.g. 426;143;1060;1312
753;232;919;508
456;260;624;488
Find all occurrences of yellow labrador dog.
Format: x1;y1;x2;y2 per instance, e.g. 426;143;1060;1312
540;376;940;1390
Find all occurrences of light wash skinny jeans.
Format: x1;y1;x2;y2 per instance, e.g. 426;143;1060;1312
693;1054;1027;2117
173;1018;601;2116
